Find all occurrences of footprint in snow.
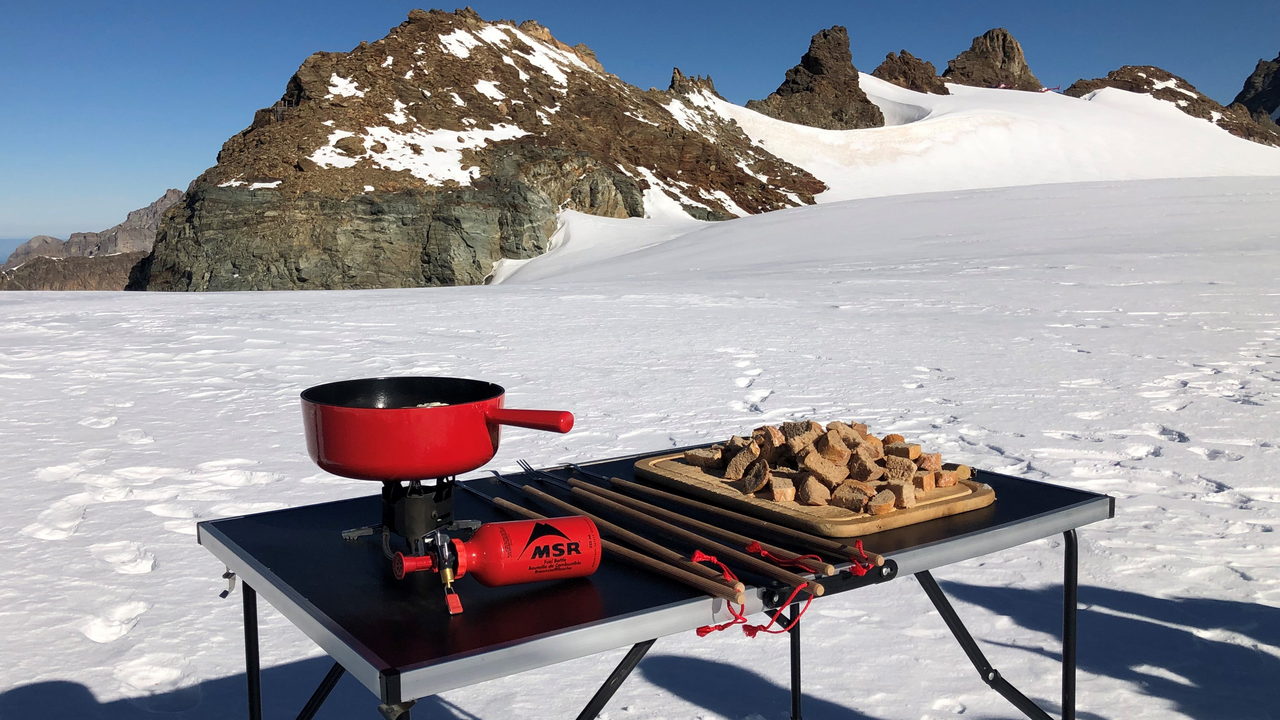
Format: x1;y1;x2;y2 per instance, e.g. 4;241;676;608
19;499;86;540
117;428;154;445
1189;447;1243;462
80;601;151;643
90;541;157;574
114;653;201;711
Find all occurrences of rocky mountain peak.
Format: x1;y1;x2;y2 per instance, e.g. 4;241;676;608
795;26;856;79
139;8;824;291
1065;65;1280;147
668;68;721;97
872;50;949;95
1233;53;1280;125
744;26;884;130
943;28;1041;91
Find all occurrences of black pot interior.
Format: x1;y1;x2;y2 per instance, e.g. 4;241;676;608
301;377;505;410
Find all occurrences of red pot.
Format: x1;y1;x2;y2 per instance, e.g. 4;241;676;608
301;377;573;481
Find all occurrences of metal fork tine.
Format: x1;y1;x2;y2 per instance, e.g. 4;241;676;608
570;463;609;482
517;459;574;491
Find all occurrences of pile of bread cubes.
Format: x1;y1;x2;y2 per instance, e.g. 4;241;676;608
683;420;973;516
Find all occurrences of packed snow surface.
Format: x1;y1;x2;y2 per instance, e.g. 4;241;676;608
3;176;1279;719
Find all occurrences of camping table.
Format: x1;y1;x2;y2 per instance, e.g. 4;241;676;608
197;449;1114;720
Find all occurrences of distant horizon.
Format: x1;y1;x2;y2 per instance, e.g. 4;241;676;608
2;0;1276;239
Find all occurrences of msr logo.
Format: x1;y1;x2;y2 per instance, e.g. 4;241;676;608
519;522;582;559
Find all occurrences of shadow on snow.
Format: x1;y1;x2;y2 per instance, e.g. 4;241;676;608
2;581;1275;719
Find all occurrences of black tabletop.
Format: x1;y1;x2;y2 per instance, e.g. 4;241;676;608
199;450;1113;679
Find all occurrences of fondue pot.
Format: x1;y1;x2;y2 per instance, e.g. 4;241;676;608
301;376;574;481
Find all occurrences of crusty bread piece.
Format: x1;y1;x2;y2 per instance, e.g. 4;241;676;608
683;447;724;469
830;484;868;512
801;449;850;487
867;489;896;515
884;455;916;484
796;476;831;506
752;425;788;464
887;481;917;509
782;420;825;454
814;430;851;465
730;459;772;494
768;475;795;503
915;452;942;472
912;470;936;494
723;441;761;481
862;435;884;459
885;443;922;461
847;455;884;483
827;421;864;448
842;478;882;498
935;470;959;488
882;433;906;445
941;463;972;481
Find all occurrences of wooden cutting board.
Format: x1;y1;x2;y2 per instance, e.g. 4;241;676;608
635;452;995;538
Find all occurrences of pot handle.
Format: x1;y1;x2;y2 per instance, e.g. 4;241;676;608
486;408;574;434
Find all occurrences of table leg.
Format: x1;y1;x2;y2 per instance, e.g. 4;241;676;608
789;601;802;720
244;583;262;720
296;661;346;720
916;570;1052;720
575;639;656;720
1063;530;1078;720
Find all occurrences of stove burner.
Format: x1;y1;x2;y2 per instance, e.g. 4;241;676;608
341;478;478;557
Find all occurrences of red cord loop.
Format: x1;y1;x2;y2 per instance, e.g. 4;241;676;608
690;550;818;638
845;539;872;577
743;541;824;570
692;551;749;636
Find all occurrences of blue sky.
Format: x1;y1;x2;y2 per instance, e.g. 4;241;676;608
1;0;1275;241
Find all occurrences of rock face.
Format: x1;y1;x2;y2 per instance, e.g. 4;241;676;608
138;8;824;291
1065;65;1280;147
3;189;183;272
943;28;1041;91
872;51;949;95
745;26;885;130
1233;53;1280;125
0;252;148;291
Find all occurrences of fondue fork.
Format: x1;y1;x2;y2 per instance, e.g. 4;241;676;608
569;464;885;568
487;471;745;593
516;460;825;596
520;461;837;577
456;479;745;605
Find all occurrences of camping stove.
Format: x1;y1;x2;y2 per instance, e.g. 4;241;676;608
301;376;580;613
341;478;479;558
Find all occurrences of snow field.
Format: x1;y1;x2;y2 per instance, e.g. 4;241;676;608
2;176;1278;718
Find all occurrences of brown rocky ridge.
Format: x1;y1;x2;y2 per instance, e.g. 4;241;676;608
3;189;182;272
943;28;1041;91
872;51;949;95
1233;53;1280;130
134;8;825;291
0;253;149;291
745;26;885;130
1;189;182;291
1065;65;1280;147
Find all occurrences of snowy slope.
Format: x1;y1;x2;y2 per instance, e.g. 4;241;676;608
3;176;1279;719
665;74;1280;207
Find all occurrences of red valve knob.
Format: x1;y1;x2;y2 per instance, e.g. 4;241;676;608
393;552;436;579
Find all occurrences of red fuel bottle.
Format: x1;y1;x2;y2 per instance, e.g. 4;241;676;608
395;516;602;586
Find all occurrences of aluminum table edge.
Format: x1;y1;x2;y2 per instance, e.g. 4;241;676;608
197;520;389;697
885;495;1114;576
394;592;766;700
